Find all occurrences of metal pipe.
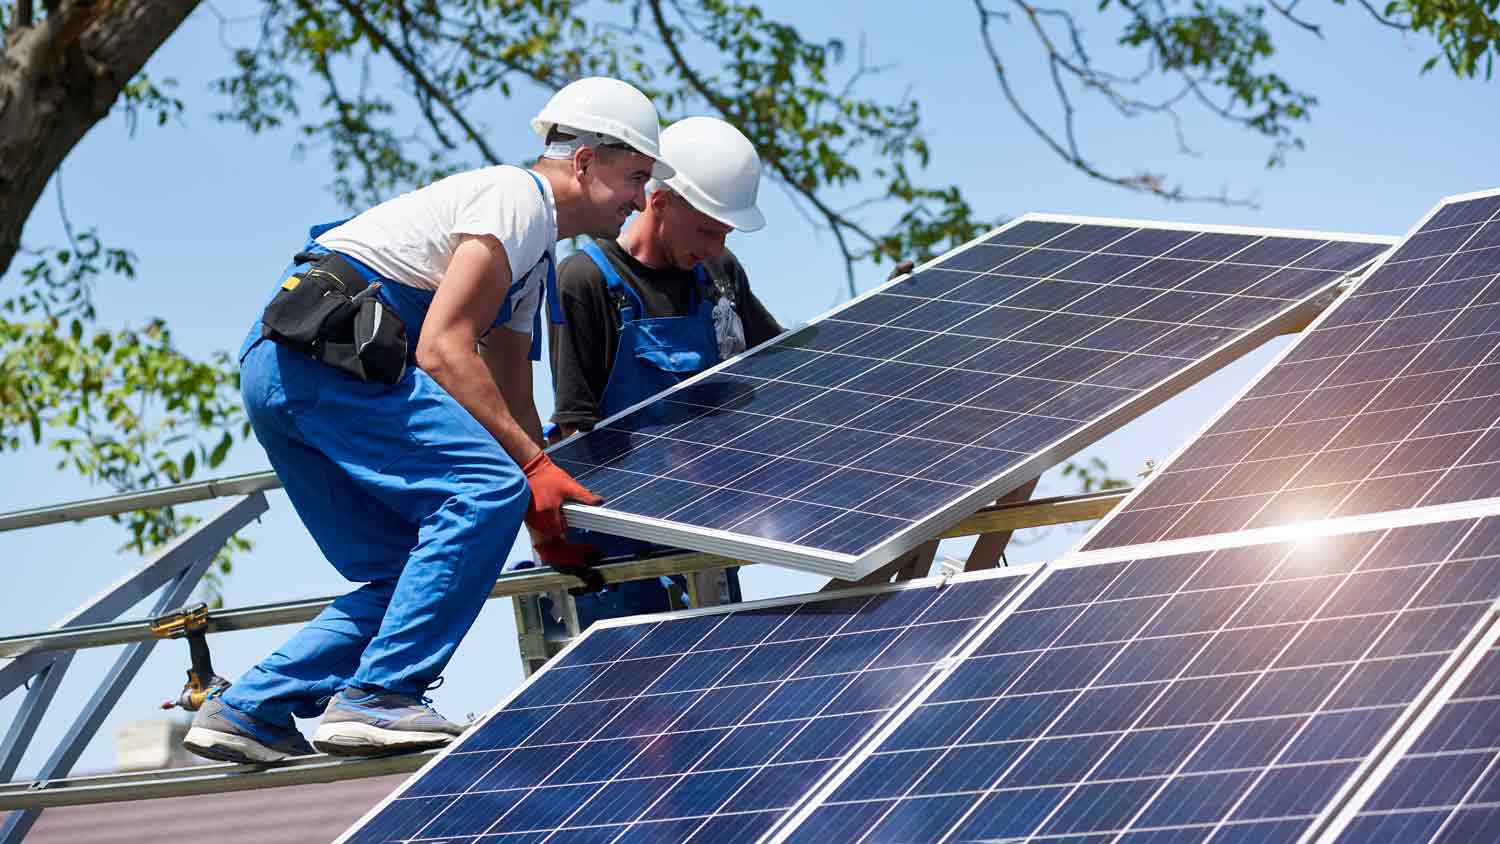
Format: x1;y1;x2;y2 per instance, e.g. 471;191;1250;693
0;488;1128;660
0;471;280;534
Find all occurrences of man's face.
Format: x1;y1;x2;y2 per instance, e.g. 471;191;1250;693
658;191;734;272
578;147;654;238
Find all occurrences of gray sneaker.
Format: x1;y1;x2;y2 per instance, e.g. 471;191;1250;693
311;686;467;757
183;693;315;764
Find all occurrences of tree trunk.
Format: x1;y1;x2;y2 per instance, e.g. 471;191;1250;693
0;0;199;278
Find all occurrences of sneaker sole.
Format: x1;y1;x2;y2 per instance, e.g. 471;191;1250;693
183;727;293;765
312;721;457;757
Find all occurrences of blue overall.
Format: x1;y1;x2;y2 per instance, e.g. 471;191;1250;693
223;172;557;724
545;241;743;632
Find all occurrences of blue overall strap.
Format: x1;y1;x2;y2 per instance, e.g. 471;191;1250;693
691;264;714;316
521;169;562;361
581;240;648;324
307;218;352;243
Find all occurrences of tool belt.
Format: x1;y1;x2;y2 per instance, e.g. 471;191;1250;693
261;251;409;385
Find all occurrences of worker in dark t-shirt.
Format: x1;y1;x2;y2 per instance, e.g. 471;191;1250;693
549;121;781;436
545;116;779;628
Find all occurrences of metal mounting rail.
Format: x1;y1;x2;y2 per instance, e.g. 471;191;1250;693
0;750;436;810
0;487;1130;661
0;471;281;534
0;479;1126;815
0;487;1133;813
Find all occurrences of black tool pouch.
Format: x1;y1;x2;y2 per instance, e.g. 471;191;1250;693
261;253;408;385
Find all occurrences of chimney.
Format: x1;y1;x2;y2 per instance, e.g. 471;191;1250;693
114;718;194;771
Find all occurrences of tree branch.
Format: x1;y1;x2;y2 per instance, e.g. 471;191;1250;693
321;0;502;165
645;0;890;296
976;0;1254;206
1268;0;1323;37
1352;0;1410;31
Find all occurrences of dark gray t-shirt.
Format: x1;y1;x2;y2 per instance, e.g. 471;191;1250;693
548;239;782;431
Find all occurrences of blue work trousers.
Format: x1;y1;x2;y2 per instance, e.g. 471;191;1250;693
223;334;528;723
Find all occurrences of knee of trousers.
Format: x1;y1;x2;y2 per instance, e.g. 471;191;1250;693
455;468;529;555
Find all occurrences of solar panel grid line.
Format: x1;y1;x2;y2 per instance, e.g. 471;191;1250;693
1165;215;1500;539
558;214;1390;562
796;534;1228;844
1310;604;1500;844
1170;539;1500;844
676;570;1047;844
332;569;1040;844
1080;189;1500;551
462;570;1033;843
329;582;817;844
477;599;840;843
329;596;662;844
770;516;1500;844
559;216;1390;578
763;559;1072;844
888;529;1438;844
1080;199;1500;548
417;590;889;842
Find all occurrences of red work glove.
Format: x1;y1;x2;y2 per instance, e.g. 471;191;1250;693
522;452;603;538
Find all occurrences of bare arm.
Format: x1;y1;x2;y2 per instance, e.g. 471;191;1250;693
479;326;545;449
416;234;542;467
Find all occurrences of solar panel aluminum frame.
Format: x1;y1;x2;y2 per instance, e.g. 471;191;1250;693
1067;494;1500;568
330;565;1046;844
766;506;1500;844
1074;188;1498;557
1310;598;1500;844
558;214;1397;580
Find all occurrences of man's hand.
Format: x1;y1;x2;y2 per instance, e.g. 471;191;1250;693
523;453;603;537
534;537;607;594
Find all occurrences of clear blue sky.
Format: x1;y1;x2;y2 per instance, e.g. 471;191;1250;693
2;1;1495;777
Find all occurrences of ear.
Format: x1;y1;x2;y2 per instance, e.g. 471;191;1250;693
572;146;596;178
645;189;667;212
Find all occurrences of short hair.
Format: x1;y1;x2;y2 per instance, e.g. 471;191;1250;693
542;126;631;161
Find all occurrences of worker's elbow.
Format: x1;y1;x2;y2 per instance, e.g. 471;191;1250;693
415;337;460;378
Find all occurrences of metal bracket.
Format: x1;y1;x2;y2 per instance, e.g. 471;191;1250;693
937;561;963;586
0;493;266;844
150;602;210;640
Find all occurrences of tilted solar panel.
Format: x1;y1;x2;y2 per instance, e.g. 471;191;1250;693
553;215;1391;579
334;573;1030;844
1085;190;1500;552
1323;640;1500;844
771;516;1500;844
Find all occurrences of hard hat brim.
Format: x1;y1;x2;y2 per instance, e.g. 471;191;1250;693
717;204;766;233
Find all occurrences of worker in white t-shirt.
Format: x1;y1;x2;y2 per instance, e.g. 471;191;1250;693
183;77;673;765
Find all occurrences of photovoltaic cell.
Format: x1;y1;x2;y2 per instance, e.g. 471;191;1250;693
1087;190;1500;551
1331;642;1500;843
776;516;1500;844
334;573;1027;844
553;215;1390;577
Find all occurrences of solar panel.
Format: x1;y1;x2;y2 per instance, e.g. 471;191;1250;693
334;571;1031;844
1085;190;1500;551
1324;639;1500;843
770;515;1500;844
552;216;1392;579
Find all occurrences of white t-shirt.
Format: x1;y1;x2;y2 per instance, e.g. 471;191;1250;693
316;165;557;334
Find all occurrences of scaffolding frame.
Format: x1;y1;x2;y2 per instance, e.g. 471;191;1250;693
0;470;1125;830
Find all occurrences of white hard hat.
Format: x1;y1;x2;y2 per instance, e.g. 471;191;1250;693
660;116;766;232
531;77;674;179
